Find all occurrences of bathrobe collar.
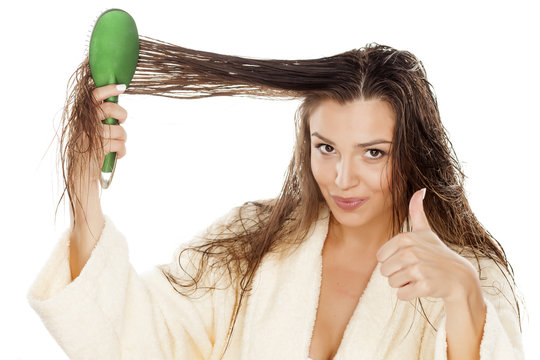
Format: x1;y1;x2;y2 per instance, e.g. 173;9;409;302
240;203;407;359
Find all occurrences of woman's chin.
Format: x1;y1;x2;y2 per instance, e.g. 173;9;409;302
330;208;369;227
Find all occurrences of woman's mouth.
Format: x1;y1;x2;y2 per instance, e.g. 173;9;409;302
331;196;368;211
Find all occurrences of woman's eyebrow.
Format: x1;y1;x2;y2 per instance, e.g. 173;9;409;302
311;132;392;148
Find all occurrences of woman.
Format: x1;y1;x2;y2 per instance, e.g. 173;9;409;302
28;40;523;359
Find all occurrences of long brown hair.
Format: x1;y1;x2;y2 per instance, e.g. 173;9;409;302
57;35;523;358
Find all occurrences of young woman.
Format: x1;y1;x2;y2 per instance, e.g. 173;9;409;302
28;41;523;359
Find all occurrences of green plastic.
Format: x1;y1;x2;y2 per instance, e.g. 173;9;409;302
89;9;139;188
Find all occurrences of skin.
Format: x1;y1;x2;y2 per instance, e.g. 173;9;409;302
69;84;128;281
310;97;396;253
309;98;486;360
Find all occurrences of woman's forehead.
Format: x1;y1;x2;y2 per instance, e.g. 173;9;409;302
309;98;395;140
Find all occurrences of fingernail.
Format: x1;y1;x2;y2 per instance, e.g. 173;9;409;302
116;84;126;92
421;188;426;200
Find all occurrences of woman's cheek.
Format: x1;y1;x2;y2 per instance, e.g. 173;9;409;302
362;165;384;191
378;163;393;211
310;155;319;180
311;157;328;187
313;156;331;180
371;160;392;192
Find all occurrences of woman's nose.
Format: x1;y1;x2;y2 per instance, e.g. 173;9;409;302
335;157;358;190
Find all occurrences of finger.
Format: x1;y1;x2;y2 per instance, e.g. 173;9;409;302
409;188;430;232
97;102;128;124
92;84;126;103
380;246;420;277
100;138;127;159
396;279;430;301
101;123;127;142
376;233;414;263
397;281;420;301
387;265;416;289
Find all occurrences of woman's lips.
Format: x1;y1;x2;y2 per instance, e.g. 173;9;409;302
331;196;368;210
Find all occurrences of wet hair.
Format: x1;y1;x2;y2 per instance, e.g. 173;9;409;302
56;35;523;358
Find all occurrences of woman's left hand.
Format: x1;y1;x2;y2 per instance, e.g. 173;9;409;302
376;188;481;305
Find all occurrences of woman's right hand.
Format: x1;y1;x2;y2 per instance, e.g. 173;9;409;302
91;84;129;183
71;84;128;220
74;84;128;190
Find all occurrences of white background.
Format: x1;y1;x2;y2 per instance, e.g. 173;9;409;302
1;0;538;358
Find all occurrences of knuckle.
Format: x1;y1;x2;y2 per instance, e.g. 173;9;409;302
96;105;108;120
101;142;110;155
102;124;112;137
100;102;114;118
91;87;100;101
101;101;112;111
400;234;413;245
404;249;418;262
380;264;388;277
92;86;109;102
412;263;424;278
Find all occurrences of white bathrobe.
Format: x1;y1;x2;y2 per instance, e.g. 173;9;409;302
27;200;524;359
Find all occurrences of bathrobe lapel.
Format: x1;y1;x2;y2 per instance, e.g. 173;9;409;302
240;204;412;360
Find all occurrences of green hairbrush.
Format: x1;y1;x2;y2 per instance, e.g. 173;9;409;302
89;9;139;189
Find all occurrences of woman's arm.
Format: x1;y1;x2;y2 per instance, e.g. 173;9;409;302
426;256;524;360
67;83;127;280
443;272;487;360
69;182;105;281
27;212;241;359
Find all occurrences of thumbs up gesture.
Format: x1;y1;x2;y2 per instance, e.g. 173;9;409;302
376;188;481;304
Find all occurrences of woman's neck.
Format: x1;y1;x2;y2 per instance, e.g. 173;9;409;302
327;213;395;253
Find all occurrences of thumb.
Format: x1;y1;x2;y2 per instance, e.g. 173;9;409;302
409;188;430;232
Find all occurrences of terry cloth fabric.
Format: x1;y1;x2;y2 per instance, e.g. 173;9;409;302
28;200;524;359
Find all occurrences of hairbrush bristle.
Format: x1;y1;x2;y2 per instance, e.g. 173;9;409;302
83;8;112;57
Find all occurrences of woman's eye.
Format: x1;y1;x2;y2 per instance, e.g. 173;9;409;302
316;143;334;155
315;144;386;160
365;149;386;160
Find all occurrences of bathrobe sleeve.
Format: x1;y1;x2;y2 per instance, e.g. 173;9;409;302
27;206;246;360
427;256;524;360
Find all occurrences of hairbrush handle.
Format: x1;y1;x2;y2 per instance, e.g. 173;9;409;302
100;95;120;188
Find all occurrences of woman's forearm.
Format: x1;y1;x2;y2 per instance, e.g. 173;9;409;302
69;182;105;281
444;281;487;360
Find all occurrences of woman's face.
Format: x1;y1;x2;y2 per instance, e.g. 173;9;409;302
310;97;395;233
